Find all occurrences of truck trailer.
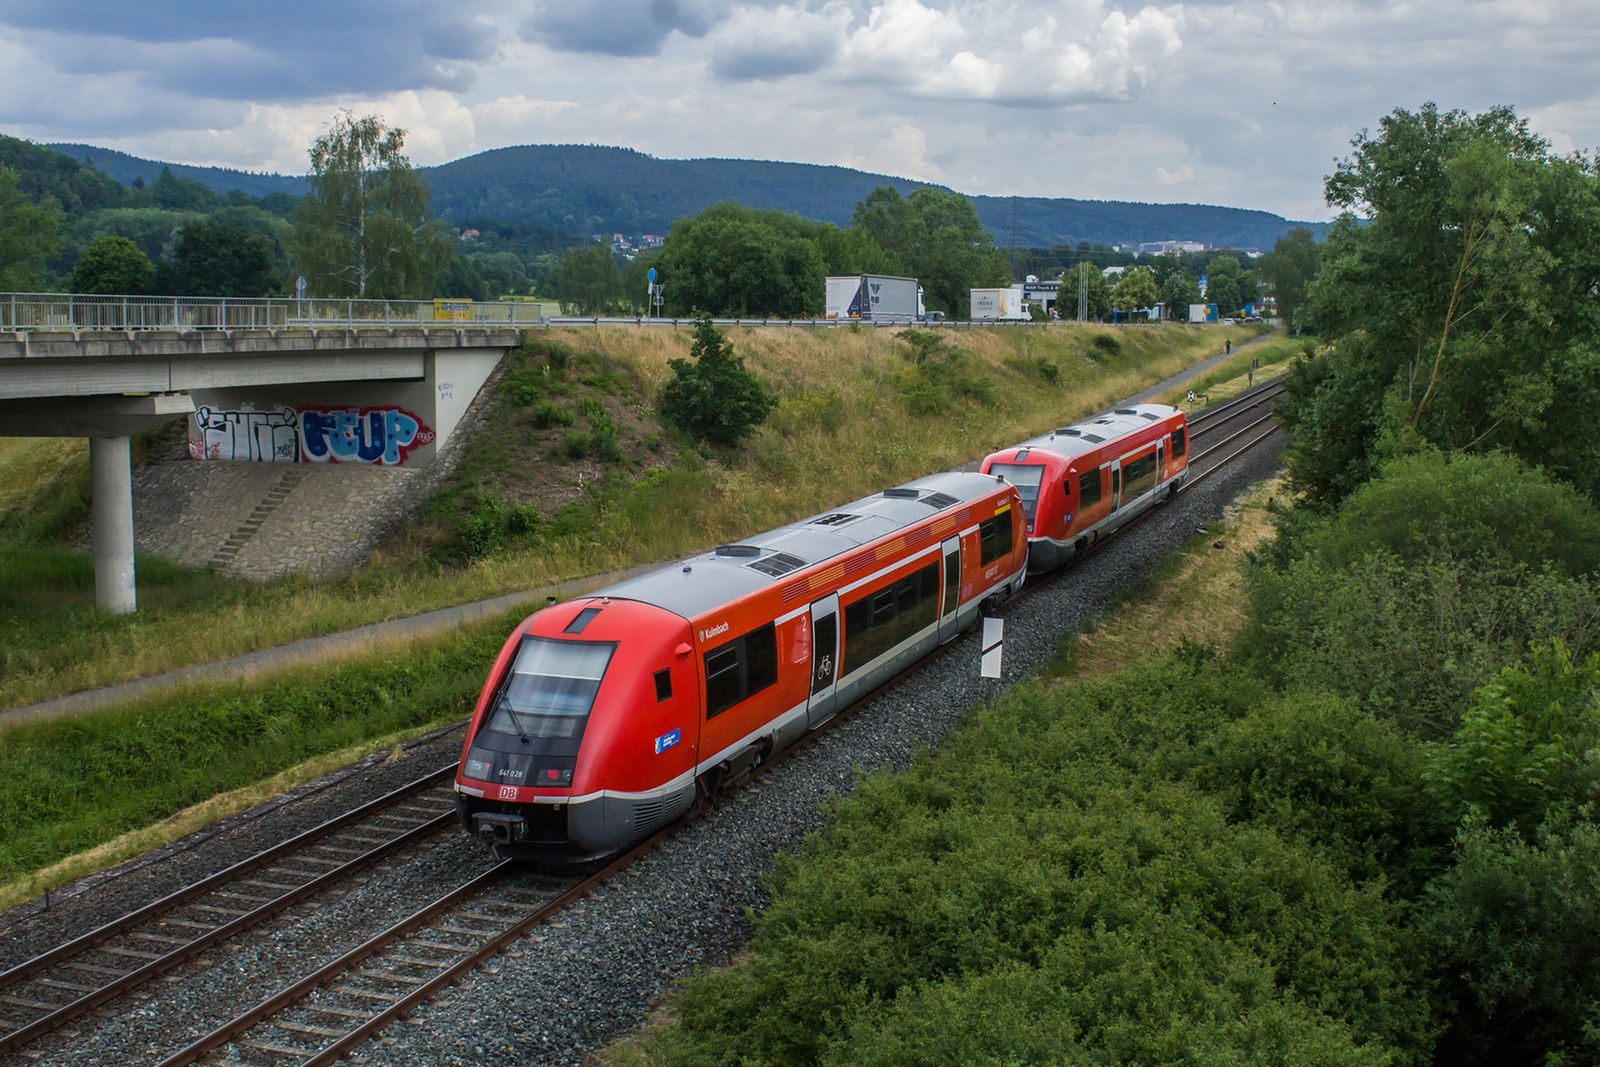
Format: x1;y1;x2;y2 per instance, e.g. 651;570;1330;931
970;287;1029;320
826;274;926;323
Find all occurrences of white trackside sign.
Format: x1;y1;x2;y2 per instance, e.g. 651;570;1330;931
981;617;1003;679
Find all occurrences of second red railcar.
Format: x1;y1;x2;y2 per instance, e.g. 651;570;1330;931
980;403;1189;572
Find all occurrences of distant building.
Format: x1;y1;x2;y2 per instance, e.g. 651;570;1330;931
1138;240;1205;254
639;234;665;248
1102;265;1128;280
460;229;480;240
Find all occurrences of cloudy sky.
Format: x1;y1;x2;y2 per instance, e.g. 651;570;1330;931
0;1;1595;221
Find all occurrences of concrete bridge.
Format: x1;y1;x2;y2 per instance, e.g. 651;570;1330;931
0;300;525;612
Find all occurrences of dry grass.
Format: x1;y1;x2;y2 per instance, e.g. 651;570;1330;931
1;323;1266;710
1160;332;1308;412
1050;477;1282;683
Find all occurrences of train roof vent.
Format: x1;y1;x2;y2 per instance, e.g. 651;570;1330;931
920;492;959;510
811;512;862;527
1114;408;1138;415
881;487;920;499
1080;433;1105;443
714;544;762;557
1055;427;1081;436
746;551;808;578
563;606;602;634
1139;412;1160;421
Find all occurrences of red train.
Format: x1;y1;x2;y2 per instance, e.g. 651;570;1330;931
455;471;1028;859
978;403;1189;572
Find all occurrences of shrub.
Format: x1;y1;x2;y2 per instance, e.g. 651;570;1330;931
529;402;576;430
658;317;776;447
561;398;624;462
70;235;153;295
1092;333;1121;354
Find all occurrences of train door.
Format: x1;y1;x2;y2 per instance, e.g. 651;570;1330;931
1110;459;1123;512
938;537;961;642
807;593;840;728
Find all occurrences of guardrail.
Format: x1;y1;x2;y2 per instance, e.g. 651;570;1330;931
0;292;1245;333
0;293;546;332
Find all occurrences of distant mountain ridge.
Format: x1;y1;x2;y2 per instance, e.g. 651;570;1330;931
45;141;1325;250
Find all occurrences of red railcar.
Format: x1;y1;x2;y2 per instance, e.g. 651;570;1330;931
979;404;1189;572
455;471;1027;859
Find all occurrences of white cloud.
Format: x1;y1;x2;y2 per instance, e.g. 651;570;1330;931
1156;164;1195;185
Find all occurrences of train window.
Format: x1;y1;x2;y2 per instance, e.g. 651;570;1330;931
563;606;602;634
943;551;959;616
842;561;940;677
703;622;779;719
986;463;1044;524
1122;451;1159;500
978;512;1014;566
653;668;673;702
1078;469;1102;508
478;637;615;742
1170;426;1187;459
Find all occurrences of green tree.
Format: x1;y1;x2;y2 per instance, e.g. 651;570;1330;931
1069;262;1113;320
659;317;777;446
1258;228;1319;328
0;165;61;289
158;219;277;296
655;202;825;317
1280;103;1600;507
1206;254;1244;314
1111;265;1159;311
70;235;152;294
851;186;1010;317
290;111;451;298
555;243;623;314
1160;269;1201;318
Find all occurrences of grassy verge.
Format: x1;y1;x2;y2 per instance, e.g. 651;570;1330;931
1;322;1266;711
1161;331;1311;411
0;610;519;906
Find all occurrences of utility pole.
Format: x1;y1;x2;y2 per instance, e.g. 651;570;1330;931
1007;197;1024;279
1078;262;1089;322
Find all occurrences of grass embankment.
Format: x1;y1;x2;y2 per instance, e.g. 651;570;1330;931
1;322;1266;710
0;609;520;909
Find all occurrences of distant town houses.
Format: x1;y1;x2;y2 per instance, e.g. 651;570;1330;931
1138;239;1205;254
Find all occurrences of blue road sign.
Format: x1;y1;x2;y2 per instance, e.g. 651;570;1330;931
647;267;657;283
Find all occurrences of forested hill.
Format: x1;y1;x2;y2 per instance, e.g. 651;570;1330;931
47;143;307;199
43;140;1325;249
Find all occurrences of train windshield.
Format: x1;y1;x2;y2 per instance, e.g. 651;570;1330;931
987;463;1045;525
482;637;615;741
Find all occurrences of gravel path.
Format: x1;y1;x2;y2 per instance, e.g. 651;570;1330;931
369;435;1287;1067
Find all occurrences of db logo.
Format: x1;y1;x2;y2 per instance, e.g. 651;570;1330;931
498;785;517;800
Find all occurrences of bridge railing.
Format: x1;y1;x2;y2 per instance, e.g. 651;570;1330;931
0;293;549;332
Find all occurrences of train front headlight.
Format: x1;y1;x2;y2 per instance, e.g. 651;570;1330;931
464;751;493;781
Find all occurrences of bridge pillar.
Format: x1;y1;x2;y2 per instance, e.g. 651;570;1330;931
90;435;136;614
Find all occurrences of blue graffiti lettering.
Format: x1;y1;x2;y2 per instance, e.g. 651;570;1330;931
298;407;427;466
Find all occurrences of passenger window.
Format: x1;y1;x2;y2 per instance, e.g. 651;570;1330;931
1170;427;1187;458
842;561;941;677
1078;469;1102;508
703;623;779;719
942;551;959;616
653;668;672;702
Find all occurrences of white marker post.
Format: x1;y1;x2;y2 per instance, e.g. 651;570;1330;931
981;617;1003;679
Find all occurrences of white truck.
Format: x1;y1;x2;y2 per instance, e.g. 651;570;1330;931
970;287;1029;320
826;274;927;323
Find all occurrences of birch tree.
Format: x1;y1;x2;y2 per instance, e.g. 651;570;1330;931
291;112;451;299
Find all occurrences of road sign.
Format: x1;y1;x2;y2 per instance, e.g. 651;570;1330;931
981;617;1003;679
1186;389;1196;403
648;267;657;283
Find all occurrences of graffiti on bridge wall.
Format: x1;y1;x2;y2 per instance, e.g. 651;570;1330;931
190;405;435;465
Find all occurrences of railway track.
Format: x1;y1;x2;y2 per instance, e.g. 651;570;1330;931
0;766;462;1058
8;385;1288;1067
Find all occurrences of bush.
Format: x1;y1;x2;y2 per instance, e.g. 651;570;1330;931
658;317;776;447
1092;333;1121;354
653;657;1434;1066
70;235;153;294
529;402;576;430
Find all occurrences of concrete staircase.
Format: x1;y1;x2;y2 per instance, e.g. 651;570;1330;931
208;469;306;569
